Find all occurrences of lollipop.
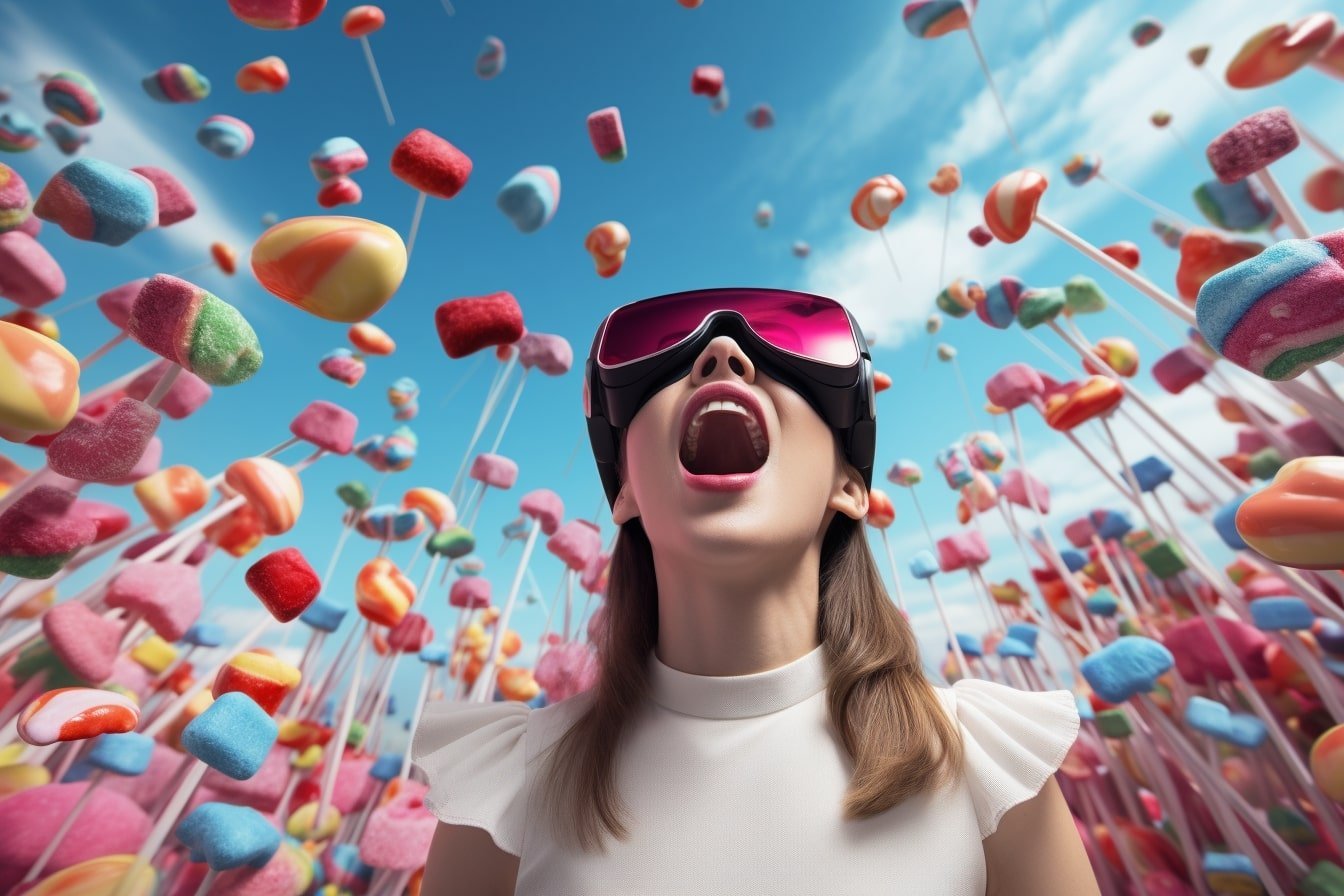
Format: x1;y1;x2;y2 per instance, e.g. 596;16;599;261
390;128;472;259
227;0;327;28
497;165;561;233
356;557;415;626
1226;13;1337;88
310;137;368;181
585;221;630;277
319;347;366;386
0;321;80;440
343;6;394;125
851;175;906;280
197;115;254;159
126;274;262;386
1130;18;1162;47
17;687;138;745
142;63;211;103
237;56;289;93
223;456;303;535
475;36;506;79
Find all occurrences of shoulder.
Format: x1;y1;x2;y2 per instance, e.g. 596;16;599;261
933;678;1082;839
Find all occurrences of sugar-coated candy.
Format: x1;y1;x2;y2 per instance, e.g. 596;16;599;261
1166;616;1267;682
851;174;906;230
290;399;357;455
224;456;304;535
0;319;81;439
390;128;472;199
1151;346;1210;394
214;651;301;714
1196;230;1344;380
177;802;281;870
1226;13;1337;88
96;278;149;330
1175;228;1264;303
43;119;89;155
435;292;524;358
355;556;415;626
1306;166;1344;213
1206;108;1299;183
42;601;120;682
360;791;437;870
252;215;408;323
403;486;455;530
1062;153;1100;186
475;36;506;78
349;321;394;355
34;158;158;246
129;635;176;673
182;691;277;779
310;136;368;181
197;114;254;159
243;547;321;623
320;347;366;385
237;56;289;93
937;277;985;319
516;332;572;375
690;64;724;97
317;175;363;207
338;480;373;510
0;485;96;579
1101;241;1140;270
1084;337;1139;377
133;464;209;529
72;500;131;543
342;5;385;37
228;0;327;29
127;274;263;386
1130;17;1162;46
88;731;154;776
1080;636;1172;702
0;231;65;308
1236;457;1344;569
106;562;202;641
985;362;1044;411
548;519;602;572
585;220;630;277
587;107;626;162
356;505;424;541
389;612;433;652
928;162;961;196
470;452;518;489
130;165;197;226
141;63;211;103
301;598;347;633
1193;177;1276;232
17;687;138;746
0;109;42;151
41;71;102;126
497;165;561;233
46;397;160;483
983;169;1046;243
902;0;974;38
0;162;30;233
1153;218;1185;248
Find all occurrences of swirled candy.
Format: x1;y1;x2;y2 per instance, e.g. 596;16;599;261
34;158;158;246
224;457;303;535
851;175;906;230
1226;14;1336;88
1236;457;1344;569
928;163;961;196
43;120;89;156
42;71;102;126
319;347;365;386
237;56;289;93
18;687;138;746
142;63;211;103
0;321;79;439
984;169;1047;243
0;110;41;152
355;557;414;626
0;163;30;233
197;115;254;159
357;505;425;542
1176;229;1265;303
936;278;984;318
887;459;922;487
310;137;367;181
976;276;1024;329
585;221;630;277
227;0;327;29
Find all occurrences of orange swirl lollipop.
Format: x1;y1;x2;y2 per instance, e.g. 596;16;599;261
584;221;630;278
1236;457;1344;569
133;464;210;530
223;456;303;535
356;556;415;626
850;175;907;231
928;163;961;196
983;169;1047;243
865;488;895;528
1226;13;1337;88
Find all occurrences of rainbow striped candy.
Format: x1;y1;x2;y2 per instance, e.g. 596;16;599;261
0;110;41;152
497;165;561;233
197;114;254;159
34;158;158;246
1130;18;1163;47
142;63;212;103
44;120;90;155
475;36;506;79
902;0;976;38
309;136;368;181
42;71;103;126
0;163;30;233
1062;153;1101;186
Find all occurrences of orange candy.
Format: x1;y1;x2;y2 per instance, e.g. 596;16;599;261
355;557;415;626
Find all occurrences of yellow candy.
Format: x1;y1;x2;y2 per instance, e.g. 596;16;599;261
294;744;323;769
130;635;177;673
1311;724;1344;801
0;762;50;798
24;855;155;896
251;216;408;323
0;320;80;440
287;800;341;840
0;742;28;767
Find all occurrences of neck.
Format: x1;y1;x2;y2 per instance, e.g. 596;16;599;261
649;539;823;677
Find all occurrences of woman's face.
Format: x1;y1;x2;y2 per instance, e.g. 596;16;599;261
611;334;868;558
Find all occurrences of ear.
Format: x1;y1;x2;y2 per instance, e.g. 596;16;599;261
612;480;640;524
828;459;869;522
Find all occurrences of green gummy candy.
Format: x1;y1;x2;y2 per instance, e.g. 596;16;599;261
1248;448;1284;481
337;481;372;510
347;720;367;749
0;550;79;580
1096;708;1132;738
1016;286;1066;329
1301;861;1344;896
1140;540;1188;580
189;292;263;386
1064;275;1108;314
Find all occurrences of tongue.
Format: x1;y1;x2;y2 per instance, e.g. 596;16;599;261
683;412;762;475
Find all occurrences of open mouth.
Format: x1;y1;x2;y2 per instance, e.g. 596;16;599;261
679;398;769;476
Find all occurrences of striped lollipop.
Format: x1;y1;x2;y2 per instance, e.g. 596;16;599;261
851;174;906;280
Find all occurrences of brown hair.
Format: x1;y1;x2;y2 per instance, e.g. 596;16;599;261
537;436;966;854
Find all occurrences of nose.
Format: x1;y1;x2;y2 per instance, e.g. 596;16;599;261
689;335;756;386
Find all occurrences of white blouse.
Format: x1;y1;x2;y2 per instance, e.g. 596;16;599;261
412;642;1080;895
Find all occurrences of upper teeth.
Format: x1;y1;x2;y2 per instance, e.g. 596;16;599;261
683;399;767;461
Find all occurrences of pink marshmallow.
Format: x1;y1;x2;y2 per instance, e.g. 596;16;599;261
331;753;378;814
1206;107;1299;184
0;230;66;308
359;791;437;871
105;561;203;641
580;551;610;596
1000;469;1051;513
516;332;573;376
107;652;154;694
1063;516;1097;549
107;434;163;485
124;360;212;420
0;485;98;577
519;488;563;535
547;519;602;571
1163;616;1268;682
1242;576;1292;601
203;746;289;812
210;842;305;896
1235;427;1270;456
72;500;132;542
449;576;490;609
95;278;149;330
985;363;1045;411
45;397;161;483
0;783;151;891
468;452;518;489
936;531;991;572
41;601;122;683
289;399;358;455
1151;346;1210;395
1284;418;1341;456
130;165;197;226
100;741;185;811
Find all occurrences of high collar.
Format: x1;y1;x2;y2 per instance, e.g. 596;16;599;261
647;642;828;719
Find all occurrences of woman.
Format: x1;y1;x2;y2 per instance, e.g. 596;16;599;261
414;288;1097;895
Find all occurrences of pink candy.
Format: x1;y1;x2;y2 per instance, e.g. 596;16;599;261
0;231;65;307
95;278;149;330
1151;346;1210;395
519;488;563;535
289;399;358;455
985;363;1045;410
360;791;437;870
1000;469;1051;513
468;452;517;489
449;576;490;609
547;519;602;571
130;165;197;226
124;361;212;420
105;562;203;641
42;601;122;683
45;397;161;483
936;531;991;572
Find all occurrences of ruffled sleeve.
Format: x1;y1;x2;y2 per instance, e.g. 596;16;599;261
410;698;531;857
946;678;1081;839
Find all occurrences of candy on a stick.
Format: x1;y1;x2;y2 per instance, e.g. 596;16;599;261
106;562;203;641
516;331;572;375
1175;229;1264;303
356;557;414;626
435;292;524;358
130;165;196;226
585;220;630;277
73;500;132;542
224;456;303;535
1130;17;1162;47
0;109;41;151
236;56;289;93
0;231;65;307
1084;337;1139;378
213;651;301;714
1151;346;1210;395
227;0;326;29
43;119;88;155
41;71;102;126
34;158;158;246
356;505;424;541
46;397;160;483
141;63;210;103
1315;31;1344;79
176;802;280;870
133;464;209;529
95;278;148;330
1235;457;1344;569
1226;13;1337;88
310;137;368;181
1;307;57;340
182;691;278;780
1305;166;1344;213
197;114;253;159
497;165;561;233
1101;242;1140;270
851;174;906;280
389;612;433;652
290;399;357;455
359;791;437;871
17;687;138;746
754;202;774;228
1015;286;1066;329
690;65;724;97
41;601;120;682
342;5;394;125
1193;178;1276;232
320;347;366;385
475;36;506;79
211;241;237;274
251;215;408;322
127;273;262;386
1208;108;1309;237
968;224;992;246
0;486;96;578
791;239;809;257
587;107;626;162
317;176;361;208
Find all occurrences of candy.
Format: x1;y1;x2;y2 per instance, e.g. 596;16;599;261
1;826;155;894
887;459;922;487
1062;275;1107;315
127;274;263;386
141;63;211;103
745;103;775;129
690;65;725;97
288;801;342;840
850;174;906;230
585;221;630;278
360;791;437;870
224;457;304;535
34;158;158;246
131;165;197;226
106;562;202;641
0;321;79;440
320;347;366;385
17;688;138;746
0;162;30;233
519;488;563;536
132;464;209;530
197;114;254;159
41;71;102;126
936;277;984;319
0;109;41;151
355;557;415;626
792;239;810;257
1206;108;1299;183
902;0;974;38
177;802;281;870
355;429;416;472
73;500;131;543
214;651;301;714
1166;616;1268;682
1015;286;1066;329
1151;346;1210;394
290;399;357;455
357;505;424;541
182;691;277;779
1226;13;1337;88
435;292;524;358
449;576;489;609
754;201;775;228
516;332;572;375
47;397;160;483
239;548;319;624
1311;726;1344;802
390;129;472;199
1101;242;1140;270
1079;636;1172;702
983;169;1046;243
310;136;368;181
1193;177;1275;232
470;452;518;490
389;612;433;653
1196;231;1344;380
936;531;990;571
41;600;120;682
210;241;237;275
43;119;89;155
1062;153;1100;186
227;0;326;29
1306;166;1344;213
0;231;65;308
587;107;626;162
985;363;1044;410
1000;469;1049;512
1130;17;1162;46
1152;218;1185;248
1188;44;1211;67
497;165;561;233
95;278;148;330
237;56;289;93
317;176;361;208
1316;31;1344;79
251;215;408;323
348;321;395;356
1150;110;1171;128
342;4;384;37
301;598;346;633
928;163;961;195
1235;457;1344;569
549;519;602;571
1084;337;1139;377
1042;376;1123;430
88;731;154;776
1175;228;1264;303
428;526;474;559
475;36;506;78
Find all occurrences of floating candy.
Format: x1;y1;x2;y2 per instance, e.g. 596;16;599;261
356;428;416;472
41;71;102;126
43;120;88;155
1236;457;1344;569
983;168;1046;243
1206;107;1299;185
902;0;974;38
928;163;961;196
390;128;472;258
435;292;524;358
937;277;985;319
343;5;394;125
0;321;79;439
127;274;262;386
17;687;138;746
251;215;408;323
1175;228;1264;304
1188;44;1211;67
0;162;29;233
475;36;506;79
177;802;281;871
236;56;289;93
968;224;992;246
1130;18;1162;47
318;176;362;208
745;103;775;129
1063;276;1107;315
585;221;630;277
197;115;253;159
1062;153;1100;186
710;86;730;114
141;63;210;103
320;348;366;386
1085;337;1140;378
0;231;65;307
753;201;775;228
587;106;626;162
1152;218;1185;249
356;557;415;626
0;109;40;152
1101;241;1140;270
1316;31;1344;79
1305;167;1344;213
497;165;561;233
1226;13;1337;88
227;0;327;29
225;456;303;535
851;174;906;230
1196;230;1344;380
133;165;196;226
134;465;209;529
48;398;161;484
214;651;301;714
690;65;724;97
311;137;368;181
357;505;425;542
1150;110;1172;129
1;308;58;340
792;240;810;258
34;158;158;246
388;376;418;407
1193;178;1276;232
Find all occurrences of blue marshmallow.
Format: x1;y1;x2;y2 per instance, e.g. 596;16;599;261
909;550;939;580
87;732;154;777
177;802;280;870
1127;456;1174;493
1213;493;1250;551
1250;596;1314;632
181;691;277;780
1086;589;1119;618
1090;509;1133;541
1079;636;1173;703
370;753;402;782
419;643;448;665
952;633;982;658
300;598;347;633
1075;695;1095;722
1060;549;1087;573
997;637;1036;660
1005;623;1039;648
182;622;225;648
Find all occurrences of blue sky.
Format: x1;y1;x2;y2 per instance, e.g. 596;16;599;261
4;0;1344;749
